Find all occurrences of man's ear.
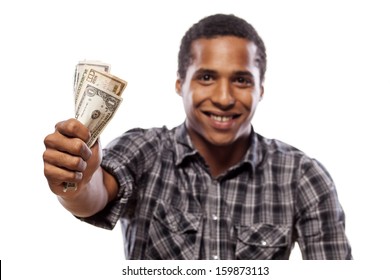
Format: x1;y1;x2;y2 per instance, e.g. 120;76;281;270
259;85;264;101
175;78;182;96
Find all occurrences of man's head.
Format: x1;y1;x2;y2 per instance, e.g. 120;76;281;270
177;14;267;84
175;14;266;152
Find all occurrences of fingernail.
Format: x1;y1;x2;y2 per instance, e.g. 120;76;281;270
78;160;87;171
75;172;83;180
81;145;92;160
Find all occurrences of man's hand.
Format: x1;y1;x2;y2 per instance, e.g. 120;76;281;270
43;118;102;198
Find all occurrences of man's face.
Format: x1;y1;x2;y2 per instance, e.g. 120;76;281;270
176;36;263;148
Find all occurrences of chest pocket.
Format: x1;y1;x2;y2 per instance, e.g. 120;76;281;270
235;223;291;259
146;201;201;259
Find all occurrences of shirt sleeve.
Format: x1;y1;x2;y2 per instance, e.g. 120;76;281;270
78;127;164;230
77;146;136;230
294;158;352;259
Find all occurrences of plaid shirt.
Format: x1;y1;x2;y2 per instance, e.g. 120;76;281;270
82;123;352;260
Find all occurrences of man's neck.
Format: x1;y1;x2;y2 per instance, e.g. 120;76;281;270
190;134;251;178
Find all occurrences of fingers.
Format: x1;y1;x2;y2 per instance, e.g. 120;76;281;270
44;132;91;162
43;145;88;194
55;118;91;142
45;119;91;158
43;148;87;175
43;118;97;195
43;160;83;186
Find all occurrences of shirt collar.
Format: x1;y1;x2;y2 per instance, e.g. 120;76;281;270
174;123;198;166
241;128;263;174
174;123;264;174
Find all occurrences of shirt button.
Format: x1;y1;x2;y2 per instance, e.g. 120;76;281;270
212;255;219;260
212;214;218;220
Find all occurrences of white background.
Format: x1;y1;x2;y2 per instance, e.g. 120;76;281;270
0;0;389;278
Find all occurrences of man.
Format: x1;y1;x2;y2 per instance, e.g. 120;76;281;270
43;14;352;259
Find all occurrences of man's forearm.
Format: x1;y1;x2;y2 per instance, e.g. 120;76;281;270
57;167;109;218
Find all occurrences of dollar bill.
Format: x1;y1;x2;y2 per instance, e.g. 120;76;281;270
76;84;123;147
73;60;111;103
75;67;126;111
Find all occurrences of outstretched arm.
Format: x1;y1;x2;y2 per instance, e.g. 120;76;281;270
43;118;118;217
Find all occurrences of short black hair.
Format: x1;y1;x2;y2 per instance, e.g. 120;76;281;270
177;14;267;83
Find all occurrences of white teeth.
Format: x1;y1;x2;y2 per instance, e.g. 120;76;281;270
211;114;232;122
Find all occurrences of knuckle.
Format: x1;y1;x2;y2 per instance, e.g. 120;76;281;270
56;118;79;133
42;152;51;167
71;157;86;172
64;119;79;133
43;134;54;147
42;150;57;167
43;163;51;178
73;139;87;154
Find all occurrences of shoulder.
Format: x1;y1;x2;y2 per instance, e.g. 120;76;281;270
255;133;331;180
258;135;304;155
102;125;179;164
255;133;308;166
105;126;176;150
101;125;180;176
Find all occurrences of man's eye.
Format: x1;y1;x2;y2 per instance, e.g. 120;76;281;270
235;77;252;86
197;73;214;84
200;74;212;81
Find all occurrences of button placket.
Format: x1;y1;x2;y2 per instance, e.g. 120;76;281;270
208;179;220;260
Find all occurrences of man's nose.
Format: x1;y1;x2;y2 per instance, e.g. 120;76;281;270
210;79;235;109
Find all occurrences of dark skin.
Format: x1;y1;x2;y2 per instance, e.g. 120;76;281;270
43;35;263;217
43;120;116;217
176;36;264;176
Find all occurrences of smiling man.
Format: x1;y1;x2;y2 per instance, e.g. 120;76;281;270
43;14;352;259
177;36;262;177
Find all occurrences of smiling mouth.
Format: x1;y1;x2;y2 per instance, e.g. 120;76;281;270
204;112;240;122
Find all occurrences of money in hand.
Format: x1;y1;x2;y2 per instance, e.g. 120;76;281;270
74;60;127;146
64;60;127;192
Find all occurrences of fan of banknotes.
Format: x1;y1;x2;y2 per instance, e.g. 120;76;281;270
63;60;127;192
73;60;127;147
